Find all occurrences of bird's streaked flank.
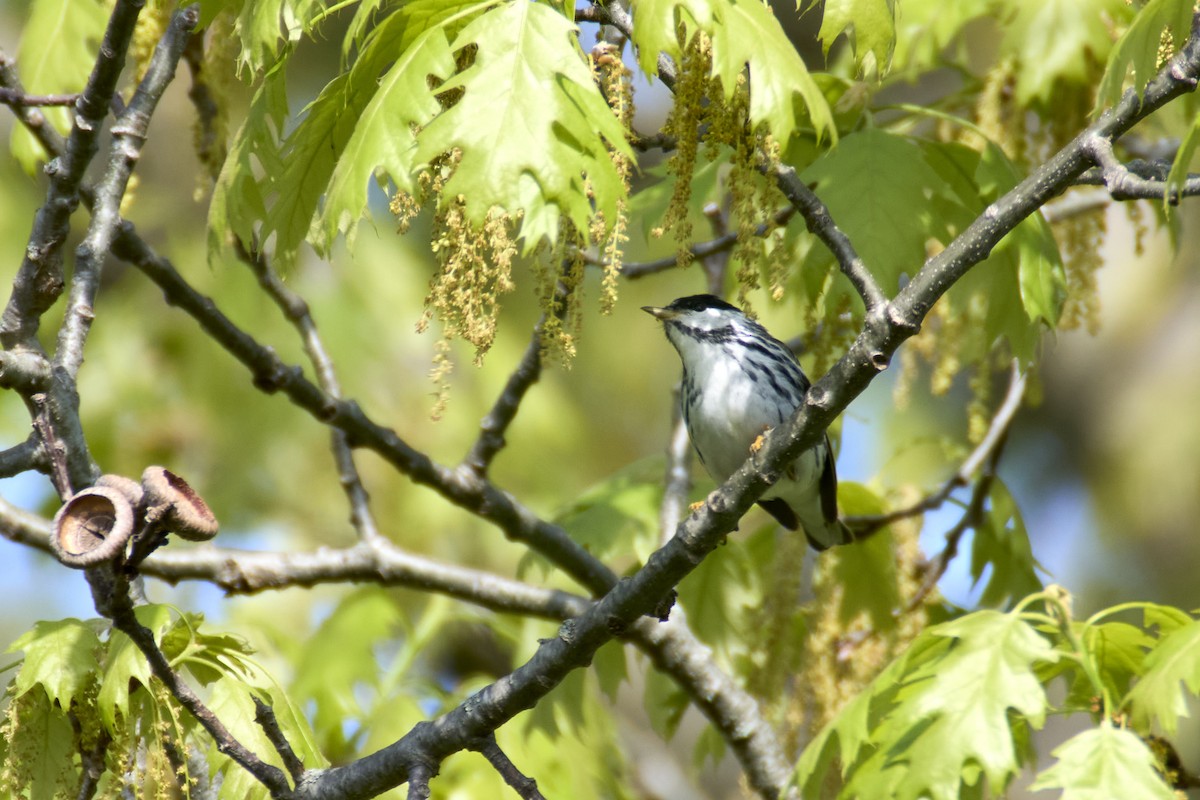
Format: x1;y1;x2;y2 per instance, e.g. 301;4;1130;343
644;294;852;550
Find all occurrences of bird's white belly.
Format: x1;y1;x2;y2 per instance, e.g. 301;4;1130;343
685;360;820;492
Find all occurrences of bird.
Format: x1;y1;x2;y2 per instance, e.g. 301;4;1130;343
643;294;852;550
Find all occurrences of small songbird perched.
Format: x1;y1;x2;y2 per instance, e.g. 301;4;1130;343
644;294;852;550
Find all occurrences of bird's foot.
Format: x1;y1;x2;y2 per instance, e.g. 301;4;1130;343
750;426;771;453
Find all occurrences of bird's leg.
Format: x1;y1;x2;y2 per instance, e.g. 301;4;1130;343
750;425;772;453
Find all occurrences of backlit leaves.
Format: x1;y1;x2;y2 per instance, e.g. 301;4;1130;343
631;0;834;141
1030;724;1176;800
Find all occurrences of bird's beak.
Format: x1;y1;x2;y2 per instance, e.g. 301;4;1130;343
642;305;673;320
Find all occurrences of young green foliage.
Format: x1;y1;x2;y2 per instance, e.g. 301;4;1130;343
1029;724;1176;800
9;0;109;172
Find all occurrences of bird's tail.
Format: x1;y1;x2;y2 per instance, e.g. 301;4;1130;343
801;517;854;551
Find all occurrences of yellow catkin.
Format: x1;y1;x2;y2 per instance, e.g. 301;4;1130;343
128;0;171;85
967;361;993;445
194;11;237;194
792;491;929;759
592;41;634;315
971;57;1023;162
1056;207;1105;334
654;31;711;267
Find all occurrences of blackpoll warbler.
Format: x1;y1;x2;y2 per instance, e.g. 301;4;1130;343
644;294;852;550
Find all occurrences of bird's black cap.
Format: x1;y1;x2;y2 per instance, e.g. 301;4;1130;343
665;294;741;313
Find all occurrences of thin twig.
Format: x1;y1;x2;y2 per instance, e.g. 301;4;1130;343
1042;189;1112;223
56;4;198;381
0;0;144;353
254;697;306;783
771;164;888;312
406;764;433;800
105;580;294;798
847;359;1027;535
905;434;1006;611
237;240;387;546
464;323;544;476
471;736;546;800
1078;141;1200;203
0;434;48;479
588;206;794;279
0;87;80;107
70;709;111;800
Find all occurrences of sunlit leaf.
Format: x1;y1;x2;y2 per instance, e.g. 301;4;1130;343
1097;0;1191;108
1000;0;1128;106
810;0;896;75
413;1;632;250
631;0;834;141
7;618;102;710
1029;723;1175;800
1126;617;1200;735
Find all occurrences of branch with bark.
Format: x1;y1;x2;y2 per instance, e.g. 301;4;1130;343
2;3;1200;800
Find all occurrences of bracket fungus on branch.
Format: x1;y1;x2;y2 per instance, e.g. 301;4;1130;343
141;466;219;541
51;485;135;568
50;466;219;569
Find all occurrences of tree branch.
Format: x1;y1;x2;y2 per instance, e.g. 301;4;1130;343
103;571;293;798
471;736;546;800
0;0;144;353
237;241;387;546
56;4;197;382
848;359;1027;536
111;227;623;597
255;697;306;784
463;322;544;476
0;87;80;107
1077;142;1200;203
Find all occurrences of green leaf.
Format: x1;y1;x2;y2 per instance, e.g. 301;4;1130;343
1165;109;1200;213
676;537;759;664
628;151;727;243
999;0;1128;106
1126;618;1200;735
643;662;690;740
594;639;628;703
1097;0;1192;109
313;6;472;254
799;128;963;298
233;0;327;72
811;0;896;76
890;0;990;76
97;604;174;732
970;479;1044;608
849;611;1056;800
414;2;632;250
932;141;1065;360
8;618;102;710
3;690;77;800
10;0;110;172
1029;724;1175;800
630;0;834;141
555;458;663;567
829;482;900;631
208;63;289;259
1067;621;1154;711
973;144;1066;329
